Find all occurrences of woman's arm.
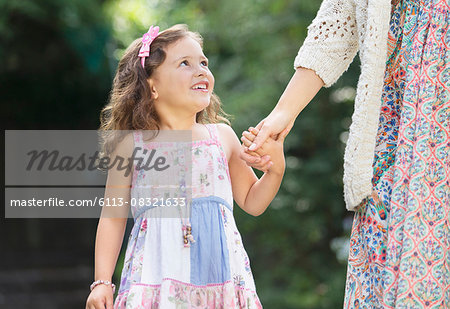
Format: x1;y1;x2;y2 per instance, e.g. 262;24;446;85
293;0;359;88
240;67;323;167
218;124;287;216
243;0;359;157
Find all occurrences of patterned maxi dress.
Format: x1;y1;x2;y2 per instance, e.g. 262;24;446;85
114;124;263;308
344;0;449;308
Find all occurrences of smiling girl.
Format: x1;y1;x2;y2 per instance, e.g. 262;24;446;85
85;24;287;309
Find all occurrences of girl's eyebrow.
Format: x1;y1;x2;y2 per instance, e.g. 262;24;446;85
173;55;208;64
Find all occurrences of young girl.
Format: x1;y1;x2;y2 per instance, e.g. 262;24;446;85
85;24;287;309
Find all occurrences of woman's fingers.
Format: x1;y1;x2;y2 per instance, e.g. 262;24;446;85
248;123;271;151
254;119;264;131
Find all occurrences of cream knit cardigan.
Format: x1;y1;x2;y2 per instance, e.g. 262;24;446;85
294;0;392;211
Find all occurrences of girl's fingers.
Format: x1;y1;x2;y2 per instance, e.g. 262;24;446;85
106;295;114;309
240;135;252;147
248;127;259;136
244;149;261;157
239;147;261;164
258;155;271;166
251;161;272;172
242;131;256;142
95;299;104;309
246;155;271;171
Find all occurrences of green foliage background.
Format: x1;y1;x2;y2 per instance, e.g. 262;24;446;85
1;0;361;307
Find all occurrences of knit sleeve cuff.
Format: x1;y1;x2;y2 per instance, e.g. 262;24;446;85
294;45;354;88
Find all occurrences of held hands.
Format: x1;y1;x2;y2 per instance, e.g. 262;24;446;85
240;110;294;172
240;126;288;174
249;110;294;151
86;285;114;309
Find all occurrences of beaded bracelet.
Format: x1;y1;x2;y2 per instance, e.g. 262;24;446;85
90;279;116;293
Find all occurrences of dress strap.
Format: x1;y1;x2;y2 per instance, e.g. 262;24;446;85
131;130;145;177
205;124;220;143
132;130;143;149
204;124;231;179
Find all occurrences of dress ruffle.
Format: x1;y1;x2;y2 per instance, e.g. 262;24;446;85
114;278;263;309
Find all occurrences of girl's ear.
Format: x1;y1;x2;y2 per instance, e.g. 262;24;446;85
148;78;159;100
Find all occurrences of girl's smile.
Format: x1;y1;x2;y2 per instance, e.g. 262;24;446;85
191;80;209;92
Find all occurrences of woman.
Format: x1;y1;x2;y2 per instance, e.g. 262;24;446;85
240;0;449;307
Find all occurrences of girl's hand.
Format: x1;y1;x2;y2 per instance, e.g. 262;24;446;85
86;285;114;309
239;147;272;172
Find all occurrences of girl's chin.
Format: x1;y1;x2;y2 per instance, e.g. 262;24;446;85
194;100;211;110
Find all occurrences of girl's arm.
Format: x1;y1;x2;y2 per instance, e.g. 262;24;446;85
217;124;287;216
87;134;133;309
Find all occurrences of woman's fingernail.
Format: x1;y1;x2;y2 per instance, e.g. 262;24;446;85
249;143;256;151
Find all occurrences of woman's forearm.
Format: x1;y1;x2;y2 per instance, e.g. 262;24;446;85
274;67;324;120
94;217;127;281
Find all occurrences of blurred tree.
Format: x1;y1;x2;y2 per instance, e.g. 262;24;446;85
0;0;112;129
1;0;362;307
1;1;115;307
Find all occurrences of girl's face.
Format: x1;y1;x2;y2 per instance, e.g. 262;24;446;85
149;36;214;116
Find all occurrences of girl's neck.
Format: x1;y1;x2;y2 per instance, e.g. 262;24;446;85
158;115;197;131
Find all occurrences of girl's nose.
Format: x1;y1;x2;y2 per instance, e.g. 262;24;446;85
196;65;208;76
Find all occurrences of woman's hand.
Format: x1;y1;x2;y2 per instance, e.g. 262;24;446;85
86;285;114;309
249;110;295;151
241;127;288;174
239;67;324;171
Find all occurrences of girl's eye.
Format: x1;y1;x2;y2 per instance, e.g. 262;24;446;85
201;61;208;66
180;60;189;66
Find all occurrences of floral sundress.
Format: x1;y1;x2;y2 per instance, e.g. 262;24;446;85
114;124;263;308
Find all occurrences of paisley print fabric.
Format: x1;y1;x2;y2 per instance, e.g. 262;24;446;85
344;0;449;308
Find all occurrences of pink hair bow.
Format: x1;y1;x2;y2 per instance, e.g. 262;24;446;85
138;25;160;68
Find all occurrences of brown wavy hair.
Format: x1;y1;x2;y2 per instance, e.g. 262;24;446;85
99;24;230;156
